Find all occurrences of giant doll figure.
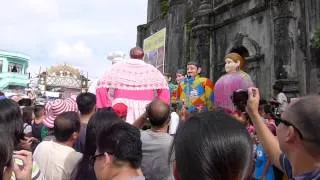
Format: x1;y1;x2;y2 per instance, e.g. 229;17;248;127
214;53;254;113
88;51;125;94
96;47;170;124
176;61;215;113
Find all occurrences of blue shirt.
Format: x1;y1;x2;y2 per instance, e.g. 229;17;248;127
280;153;320;180
254;144;275;180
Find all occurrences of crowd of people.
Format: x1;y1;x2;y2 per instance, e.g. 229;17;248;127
0;47;319;180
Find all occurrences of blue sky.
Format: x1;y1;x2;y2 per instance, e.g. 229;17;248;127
0;0;147;77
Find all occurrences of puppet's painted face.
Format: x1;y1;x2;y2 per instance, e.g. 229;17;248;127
187;64;200;77
164;76;171;83
225;58;240;73
176;73;185;84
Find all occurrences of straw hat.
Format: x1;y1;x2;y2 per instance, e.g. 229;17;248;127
43;98;78;128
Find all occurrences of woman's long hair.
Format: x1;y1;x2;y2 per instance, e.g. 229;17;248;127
71;107;120;180
172;111;253;180
0;130;14;179
0;99;24;146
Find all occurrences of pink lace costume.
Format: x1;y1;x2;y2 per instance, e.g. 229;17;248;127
96;59;170;124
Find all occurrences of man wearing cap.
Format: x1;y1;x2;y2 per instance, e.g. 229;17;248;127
247;88;320;179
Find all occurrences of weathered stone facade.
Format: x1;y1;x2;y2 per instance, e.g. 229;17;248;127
137;0;320;99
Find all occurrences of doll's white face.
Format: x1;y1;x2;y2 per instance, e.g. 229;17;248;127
176;73;185;84
225;58;240;73
164;76;171;83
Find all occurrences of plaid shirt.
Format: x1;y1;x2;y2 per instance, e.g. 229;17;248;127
177;75;214;112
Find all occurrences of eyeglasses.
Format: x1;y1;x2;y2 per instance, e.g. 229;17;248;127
278;118;304;139
90;153;105;162
90;151;114;163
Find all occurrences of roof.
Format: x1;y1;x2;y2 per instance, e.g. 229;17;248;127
0;50;31;61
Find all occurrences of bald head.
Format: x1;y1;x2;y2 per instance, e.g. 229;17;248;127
146;100;170;127
130;47;144;60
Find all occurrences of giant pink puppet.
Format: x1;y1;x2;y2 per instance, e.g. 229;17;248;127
96;47;170;124
214;53;254;113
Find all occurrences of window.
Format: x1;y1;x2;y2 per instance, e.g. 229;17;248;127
8;63;23;73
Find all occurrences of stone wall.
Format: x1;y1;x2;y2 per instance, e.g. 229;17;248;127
212;0;272;98
147;0;162;22
137;0;320;98
304;0;320;94
164;0;186;73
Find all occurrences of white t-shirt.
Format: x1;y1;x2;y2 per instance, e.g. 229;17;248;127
169;112;179;135
23;123;32;134
276;92;288;113
33;141;82;180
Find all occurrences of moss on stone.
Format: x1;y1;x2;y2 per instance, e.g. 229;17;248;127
160;0;169;15
137;24;149;31
185;23;191;33
315;26;320;48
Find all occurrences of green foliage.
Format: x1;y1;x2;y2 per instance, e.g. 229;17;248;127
185;23;191;33
137;24;149;32
315;26;320;48
160;0;169;15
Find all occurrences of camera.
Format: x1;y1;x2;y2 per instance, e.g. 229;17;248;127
171;101;184;112
269;102;281;125
231;89;249;112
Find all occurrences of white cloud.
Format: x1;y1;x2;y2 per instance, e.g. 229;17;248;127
22;0;60;17
51;41;93;64
0;0;148;77
48;21;122;37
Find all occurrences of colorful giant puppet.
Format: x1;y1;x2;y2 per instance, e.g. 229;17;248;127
176;61;215;113
96;47;170;124
214;53;254;113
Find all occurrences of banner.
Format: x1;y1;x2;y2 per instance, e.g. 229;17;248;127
143;28;166;73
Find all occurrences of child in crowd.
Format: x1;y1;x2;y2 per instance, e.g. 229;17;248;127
22;106;34;137
254;100;277;180
169;102;180;136
164;73;178;103
32;105;45;141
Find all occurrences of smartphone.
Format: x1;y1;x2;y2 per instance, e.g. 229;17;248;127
231;89;249;112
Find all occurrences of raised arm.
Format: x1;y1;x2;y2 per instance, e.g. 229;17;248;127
246;88;283;171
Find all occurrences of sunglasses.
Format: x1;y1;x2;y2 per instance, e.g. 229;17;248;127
278;118;304;139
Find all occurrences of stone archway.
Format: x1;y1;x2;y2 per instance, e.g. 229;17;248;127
226;33;262;61
225;33;264;86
